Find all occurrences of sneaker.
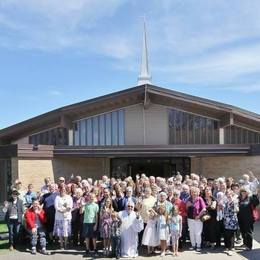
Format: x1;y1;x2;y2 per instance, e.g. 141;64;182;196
160;251;165;257
116;256;120;259
85;249;90;256
41;249;51;255
196;247;201;252
227;250;233;256
31;248;37;255
9;245;14;251
189;246;196;250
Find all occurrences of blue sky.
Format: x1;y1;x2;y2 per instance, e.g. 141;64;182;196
1;0;260;129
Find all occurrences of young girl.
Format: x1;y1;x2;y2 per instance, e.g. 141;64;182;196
157;205;169;256
169;205;182;256
100;198;114;256
142;209;160;255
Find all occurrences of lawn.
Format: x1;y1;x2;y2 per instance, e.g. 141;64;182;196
0;221;9;254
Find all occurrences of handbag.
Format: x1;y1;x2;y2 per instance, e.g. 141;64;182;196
251;204;260;222
200;212;211;222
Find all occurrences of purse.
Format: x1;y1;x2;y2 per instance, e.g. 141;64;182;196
200;213;211;222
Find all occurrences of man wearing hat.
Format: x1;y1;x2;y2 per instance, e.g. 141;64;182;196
3;189;24;250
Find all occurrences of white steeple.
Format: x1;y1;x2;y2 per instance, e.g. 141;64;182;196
137;18;152;85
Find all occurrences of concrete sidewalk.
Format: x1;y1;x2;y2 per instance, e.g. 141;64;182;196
1;223;260;260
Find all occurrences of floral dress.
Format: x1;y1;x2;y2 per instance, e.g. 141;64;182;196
223;199;239;230
100;209;112;238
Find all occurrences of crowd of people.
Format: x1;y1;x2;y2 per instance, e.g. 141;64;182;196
2;170;260;258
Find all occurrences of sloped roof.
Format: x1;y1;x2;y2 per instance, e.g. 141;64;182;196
0;84;259;143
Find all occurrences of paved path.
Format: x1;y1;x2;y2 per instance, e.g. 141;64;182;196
1;223;260;260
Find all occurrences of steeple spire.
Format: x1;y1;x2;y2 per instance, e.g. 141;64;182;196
137;18;152;85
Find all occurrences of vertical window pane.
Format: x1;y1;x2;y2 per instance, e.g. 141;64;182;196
201;118;207;144
105;113;112;145
231;125;236;144
118;110;125;145
242;128;247;143
207;119;213;144
74;122;79;145
112;111;118;145
175;110;181;144
80;120;86;145
248;131;253;144
99;115;105;146
213;121;219;144
182;113;188;144
194;116;200;144
93;117;99;146
188;114;194;144
87;118;93;146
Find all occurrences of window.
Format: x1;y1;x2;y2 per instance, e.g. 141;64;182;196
224;125;260;144
29;127;68;145
169;108;219;144
73;109;125;146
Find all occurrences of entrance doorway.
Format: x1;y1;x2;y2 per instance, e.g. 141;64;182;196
110;157;190;179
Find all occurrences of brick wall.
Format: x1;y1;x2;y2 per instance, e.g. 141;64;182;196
16;157;110;192
18;159;54;192
191;155;260;180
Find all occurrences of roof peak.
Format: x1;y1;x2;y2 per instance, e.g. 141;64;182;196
137;18;152;85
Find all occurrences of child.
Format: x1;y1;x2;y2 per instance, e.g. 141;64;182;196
216;192;225;221
110;212;122;259
100;198;113;256
168;205;182;256
216;192;225;247
157;205;169;257
142;209;159;255
81;193;99;257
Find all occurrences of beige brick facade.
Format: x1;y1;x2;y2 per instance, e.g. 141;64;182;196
17;159;54;192
15;157;110;192
191;155;260;180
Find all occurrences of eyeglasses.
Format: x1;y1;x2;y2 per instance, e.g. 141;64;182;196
173;194;178;196
127;206;134;208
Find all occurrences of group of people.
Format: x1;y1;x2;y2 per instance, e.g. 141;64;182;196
2;170;260;258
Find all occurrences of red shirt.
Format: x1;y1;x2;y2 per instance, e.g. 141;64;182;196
171;198;187;220
25;208;46;230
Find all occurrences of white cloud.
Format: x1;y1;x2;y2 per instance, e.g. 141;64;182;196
1;0;260;92
48;90;62;96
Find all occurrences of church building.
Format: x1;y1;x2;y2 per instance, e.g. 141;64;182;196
0;22;260;202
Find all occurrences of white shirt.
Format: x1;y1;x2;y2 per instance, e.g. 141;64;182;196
54;195;73;220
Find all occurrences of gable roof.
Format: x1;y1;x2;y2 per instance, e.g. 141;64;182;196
0;84;260;143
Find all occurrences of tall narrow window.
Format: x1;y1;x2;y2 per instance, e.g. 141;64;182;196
87;118;93;146
105;113;112;146
99;114;105;146
93;117;99;146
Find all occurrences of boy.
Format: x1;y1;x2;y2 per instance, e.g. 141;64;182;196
110;212;122;259
81;193;99;257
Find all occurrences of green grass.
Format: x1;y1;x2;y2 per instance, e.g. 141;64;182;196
0;221;8;233
0;221;9;254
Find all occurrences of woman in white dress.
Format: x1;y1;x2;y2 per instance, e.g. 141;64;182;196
142;208;160;255
53;186;73;249
119;201;144;258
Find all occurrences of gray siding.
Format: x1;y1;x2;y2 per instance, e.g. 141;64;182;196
125;103;168;145
145;104;168;145
125;104;144;145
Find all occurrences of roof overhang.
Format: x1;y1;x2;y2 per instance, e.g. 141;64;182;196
53;144;252;157
0;84;260;143
1;144;260;159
